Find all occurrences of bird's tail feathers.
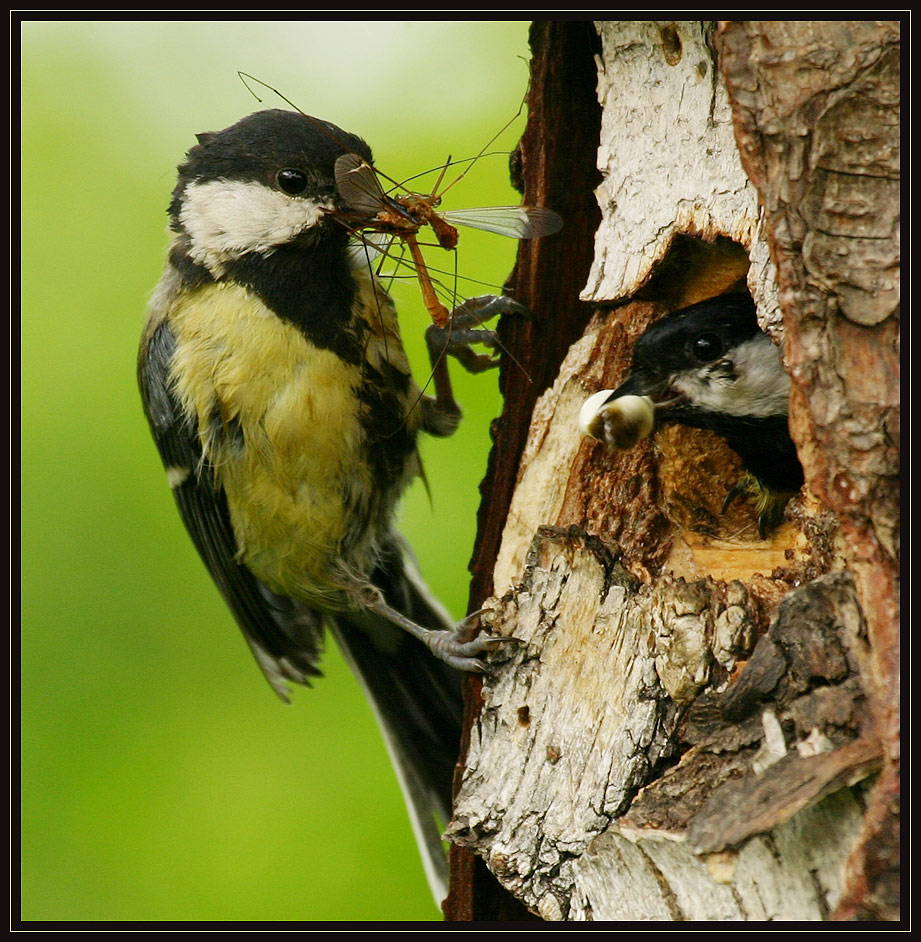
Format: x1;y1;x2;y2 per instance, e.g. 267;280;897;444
327;533;463;905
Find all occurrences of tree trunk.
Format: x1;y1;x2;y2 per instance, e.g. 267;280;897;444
444;20;899;922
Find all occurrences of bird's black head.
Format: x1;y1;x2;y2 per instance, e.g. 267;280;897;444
172;109;372;207
630;294;758;384
168;109;373;277
611;294;791;429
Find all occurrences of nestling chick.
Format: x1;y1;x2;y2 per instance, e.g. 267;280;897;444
579;294;803;536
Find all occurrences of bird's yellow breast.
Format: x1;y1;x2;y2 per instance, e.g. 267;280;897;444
166;277;421;607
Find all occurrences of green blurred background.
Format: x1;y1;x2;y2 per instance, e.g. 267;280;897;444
20;19;533;923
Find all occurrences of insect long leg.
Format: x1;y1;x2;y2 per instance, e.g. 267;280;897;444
404;235;450;327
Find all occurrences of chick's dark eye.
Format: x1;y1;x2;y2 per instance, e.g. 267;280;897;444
276;168;308;195
692;332;723;362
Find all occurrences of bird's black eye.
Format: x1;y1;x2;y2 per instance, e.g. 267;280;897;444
691;332;723;362
276;168;308;195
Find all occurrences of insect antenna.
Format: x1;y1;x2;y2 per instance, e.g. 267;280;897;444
237;71;395;179
432;93;528;201
392;151;514;196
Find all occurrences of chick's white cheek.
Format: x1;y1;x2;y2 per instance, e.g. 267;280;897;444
179;179;334;274
728;334;792;417
672;334;791;419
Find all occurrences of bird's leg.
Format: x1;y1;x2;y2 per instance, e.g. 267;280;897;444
721;478;751;516
422;295;528;437
364;594;517;673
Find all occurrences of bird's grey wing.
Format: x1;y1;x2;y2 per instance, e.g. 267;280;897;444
138;316;324;699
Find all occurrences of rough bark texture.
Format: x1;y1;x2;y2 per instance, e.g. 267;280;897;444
446;20;899;922
582;22;781;330
716;20;900;921
443;20;602;921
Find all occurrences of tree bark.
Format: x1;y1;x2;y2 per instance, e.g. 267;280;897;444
716;20;900;921
443;19;603;922
445;20;899;922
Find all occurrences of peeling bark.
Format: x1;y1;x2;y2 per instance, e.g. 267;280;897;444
447;19;899;922
582;21;779;326
449;529;880;919
444;20;602;921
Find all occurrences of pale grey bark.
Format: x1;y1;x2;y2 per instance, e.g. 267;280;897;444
446;20;898;922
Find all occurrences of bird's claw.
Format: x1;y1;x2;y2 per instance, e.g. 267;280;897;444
424;612;521;673
447;295;530;329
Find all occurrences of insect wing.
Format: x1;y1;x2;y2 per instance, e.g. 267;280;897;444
438;206;563;240
334;153;389;215
347;230;393;267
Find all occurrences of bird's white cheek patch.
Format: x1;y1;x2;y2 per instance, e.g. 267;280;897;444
180;179;334;276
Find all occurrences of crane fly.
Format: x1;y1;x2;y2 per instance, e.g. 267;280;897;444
236;72;561;334
331;151;562;327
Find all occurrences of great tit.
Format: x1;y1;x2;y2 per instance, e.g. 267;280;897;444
579;293;804;536
138;108;514;897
